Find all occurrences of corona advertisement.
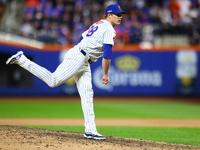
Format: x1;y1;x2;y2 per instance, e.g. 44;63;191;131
91;52;164;95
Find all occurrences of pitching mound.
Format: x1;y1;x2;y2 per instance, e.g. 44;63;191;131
0;125;200;150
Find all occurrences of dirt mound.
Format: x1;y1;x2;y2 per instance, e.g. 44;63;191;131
0;125;199;150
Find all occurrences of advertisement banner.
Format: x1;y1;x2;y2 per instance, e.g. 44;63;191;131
91;52;176;96
176;50;198;96
0;43;200;96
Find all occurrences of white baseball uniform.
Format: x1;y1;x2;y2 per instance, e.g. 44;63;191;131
17;19;116;134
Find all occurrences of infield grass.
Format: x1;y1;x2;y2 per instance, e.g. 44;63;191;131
0;99;200;146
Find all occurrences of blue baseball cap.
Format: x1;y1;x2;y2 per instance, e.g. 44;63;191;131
105;4;126;14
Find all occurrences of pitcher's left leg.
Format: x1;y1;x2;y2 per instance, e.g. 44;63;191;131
73;65;96;133
73;65;106;140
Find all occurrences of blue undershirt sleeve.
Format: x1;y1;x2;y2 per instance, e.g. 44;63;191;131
79;36;83;42
102;44;112;59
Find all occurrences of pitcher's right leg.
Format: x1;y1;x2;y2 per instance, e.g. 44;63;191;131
6;51;86;88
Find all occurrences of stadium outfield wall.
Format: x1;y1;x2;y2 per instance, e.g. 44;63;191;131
0;40;200;96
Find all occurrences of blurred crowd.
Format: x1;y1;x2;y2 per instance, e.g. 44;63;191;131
0;1;5;21
16;0;200;45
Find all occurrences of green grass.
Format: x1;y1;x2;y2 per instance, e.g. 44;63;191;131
0;101;200;119
0;100;200;146
29;126;200;146
0;101;83;118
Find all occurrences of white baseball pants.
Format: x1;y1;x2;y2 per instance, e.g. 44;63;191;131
19;47;97;133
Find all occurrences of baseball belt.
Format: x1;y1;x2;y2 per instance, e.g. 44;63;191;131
80;49;93;64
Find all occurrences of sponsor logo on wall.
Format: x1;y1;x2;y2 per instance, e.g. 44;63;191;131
93;55;162;91
176;50;197;95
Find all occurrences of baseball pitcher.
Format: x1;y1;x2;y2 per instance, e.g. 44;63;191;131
6;4;126;140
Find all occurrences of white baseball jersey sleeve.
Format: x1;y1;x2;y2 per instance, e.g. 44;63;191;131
78;19;116;62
